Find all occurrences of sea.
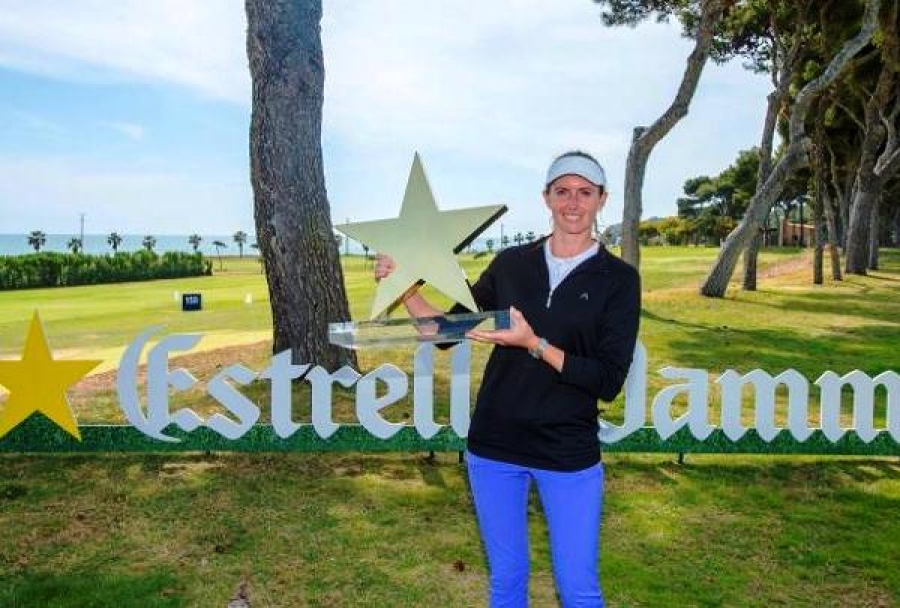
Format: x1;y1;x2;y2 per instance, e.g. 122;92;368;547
0;234;263;257
0;233;495;257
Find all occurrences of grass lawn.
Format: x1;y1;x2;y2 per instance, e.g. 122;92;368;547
1;246;899;606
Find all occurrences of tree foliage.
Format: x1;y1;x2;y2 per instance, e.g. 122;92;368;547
700;0;882;296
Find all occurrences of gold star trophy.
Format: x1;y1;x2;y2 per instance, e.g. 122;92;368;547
329;153;510;349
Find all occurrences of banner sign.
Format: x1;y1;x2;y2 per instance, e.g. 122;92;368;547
0;313;898;455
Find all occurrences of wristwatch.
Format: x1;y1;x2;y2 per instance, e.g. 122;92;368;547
528;337;549;360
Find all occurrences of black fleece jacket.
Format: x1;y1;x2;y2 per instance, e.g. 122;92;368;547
459;238;641;471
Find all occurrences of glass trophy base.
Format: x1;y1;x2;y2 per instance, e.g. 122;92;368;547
329;310;511;349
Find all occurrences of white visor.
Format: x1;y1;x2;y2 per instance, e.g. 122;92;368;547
545;155;606;189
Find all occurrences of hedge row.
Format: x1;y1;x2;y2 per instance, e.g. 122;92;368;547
0;251;212;290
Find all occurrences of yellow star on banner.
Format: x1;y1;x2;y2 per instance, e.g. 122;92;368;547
0;311;101;441
339;152;507;319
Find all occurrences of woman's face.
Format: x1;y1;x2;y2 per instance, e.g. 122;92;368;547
543;174;607;237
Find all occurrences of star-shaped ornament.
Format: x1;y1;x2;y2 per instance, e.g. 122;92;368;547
0;311;101;441
340;153;506;319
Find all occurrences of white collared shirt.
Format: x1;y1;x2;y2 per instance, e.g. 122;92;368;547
544;238;599;292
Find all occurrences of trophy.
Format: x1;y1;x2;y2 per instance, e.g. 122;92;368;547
329;153;510;349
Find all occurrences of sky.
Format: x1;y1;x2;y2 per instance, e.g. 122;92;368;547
0;1;774;240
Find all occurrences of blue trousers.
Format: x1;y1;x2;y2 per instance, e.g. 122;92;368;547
466;451;605;608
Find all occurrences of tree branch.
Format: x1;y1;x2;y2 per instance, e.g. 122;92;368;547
620;0;727;267
876;145;900;181
637;0;726;151
835;98;867;132
788;0;881;145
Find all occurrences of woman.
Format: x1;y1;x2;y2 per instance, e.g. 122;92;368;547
375;150;640;607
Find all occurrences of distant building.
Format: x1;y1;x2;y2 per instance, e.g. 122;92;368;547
780;219;815;247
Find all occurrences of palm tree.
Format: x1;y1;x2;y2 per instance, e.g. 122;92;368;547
67;237;83;254
27;230;47;252
142;235;157;252
188;233;202;252
107;232;123;254
514;232;524;246
486;238;494;253
525;231;536;243
212;240;227;270
501;234;510;249
233;230;248;258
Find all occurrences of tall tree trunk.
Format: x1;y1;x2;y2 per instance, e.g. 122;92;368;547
846;188;877;273
826;138;855;250
816;103;843;280
868;196;881;269
845;1;900;274
823;194;844;280
892;207;900;246
700;0;880;297
742;36;798;291
246;0;355;370
839;187;851;248
812;200;824;285
742;233;761;290
620;0;725;268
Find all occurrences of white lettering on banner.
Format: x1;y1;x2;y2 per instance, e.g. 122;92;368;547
206;364;259;439
306;365;361;439
815;370;900;443
117;331;900;444
717;369;812;442
118;327;202;442
413;343;441;440
259;350;309;438
651;367;713;440
598;341;647;443
356;364;408;439
449;340;473;438
117;333;468;443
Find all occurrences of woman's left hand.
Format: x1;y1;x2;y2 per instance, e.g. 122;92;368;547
467;306;537;350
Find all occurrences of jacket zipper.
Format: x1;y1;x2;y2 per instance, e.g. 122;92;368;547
544;245;603;309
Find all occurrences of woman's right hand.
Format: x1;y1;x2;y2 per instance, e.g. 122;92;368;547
374;253;441;318
374;254;396;281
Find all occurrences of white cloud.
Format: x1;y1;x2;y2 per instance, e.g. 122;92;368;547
0;1;774;233
7;109;66;136
105;121;144;141
0;1;249;102
321;1;773;229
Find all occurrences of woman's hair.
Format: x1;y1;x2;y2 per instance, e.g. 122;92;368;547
544;150;606;194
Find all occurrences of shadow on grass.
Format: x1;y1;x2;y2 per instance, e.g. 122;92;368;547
1;452;484;606
0;569;184;608
3;452;900;606
642;308;900;375
738;286;900;326
603;456;900;606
